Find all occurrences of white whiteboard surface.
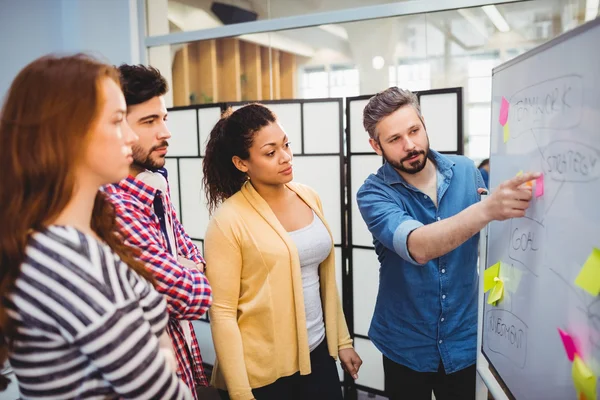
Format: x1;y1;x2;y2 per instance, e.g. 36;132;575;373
419;92;458;152
480;18;600;400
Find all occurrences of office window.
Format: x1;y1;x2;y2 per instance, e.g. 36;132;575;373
300;65;359;99
389;62;431;91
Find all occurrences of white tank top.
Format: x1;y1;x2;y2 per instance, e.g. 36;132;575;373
288;211;332;352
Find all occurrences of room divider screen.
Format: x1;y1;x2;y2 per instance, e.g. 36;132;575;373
165;88;462;398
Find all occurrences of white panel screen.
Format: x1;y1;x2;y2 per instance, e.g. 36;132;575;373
303;101;340;154
167;109;198;157
269;103;302;153
191;240;204;255
179;159;209;240
198;107;222;156
352;248;380;337
191;321;216;365
419;92;458;152
335;247;343;302
349;99;373;153
350;155;383;247
292;156;342;245
354;337;385;391
164;158;180;218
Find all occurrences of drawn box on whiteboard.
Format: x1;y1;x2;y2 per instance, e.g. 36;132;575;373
485;309;528;369
508;75;583;138
508;217;546;276
542;140;600;183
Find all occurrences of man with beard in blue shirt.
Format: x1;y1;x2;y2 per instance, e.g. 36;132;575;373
357;87;538;400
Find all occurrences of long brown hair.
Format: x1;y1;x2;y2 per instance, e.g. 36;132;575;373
0;54;154;389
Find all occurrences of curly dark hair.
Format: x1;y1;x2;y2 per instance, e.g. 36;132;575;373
203;104;276;214
117;64;168;106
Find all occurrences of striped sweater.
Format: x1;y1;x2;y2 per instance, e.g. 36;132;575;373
6;226;192;399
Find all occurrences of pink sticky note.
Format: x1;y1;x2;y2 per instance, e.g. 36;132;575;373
558;328;578;361
499;96;510;126
535;174;544;197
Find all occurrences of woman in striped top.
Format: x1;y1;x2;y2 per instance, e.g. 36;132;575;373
0;54;192;399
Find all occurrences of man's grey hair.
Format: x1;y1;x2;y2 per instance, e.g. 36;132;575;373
363;87;422;140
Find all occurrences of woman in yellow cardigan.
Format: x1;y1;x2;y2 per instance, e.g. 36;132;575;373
203;104;362;400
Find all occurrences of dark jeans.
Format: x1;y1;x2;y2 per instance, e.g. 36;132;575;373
218;339;342;400
383;355;476;400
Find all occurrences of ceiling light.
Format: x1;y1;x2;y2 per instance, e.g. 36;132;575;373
319;24;349;40
372;56;385;70
482;5;510;32
457;8;489;38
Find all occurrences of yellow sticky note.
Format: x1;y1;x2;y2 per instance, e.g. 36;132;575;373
484;262;501;292
572;355;597;400
503;123;510;143
575;248;600;296
487;278;504;305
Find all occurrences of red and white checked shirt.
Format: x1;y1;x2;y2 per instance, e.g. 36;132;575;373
102;175;212;397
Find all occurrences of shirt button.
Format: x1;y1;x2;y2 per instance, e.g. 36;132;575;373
424;194;428;199
441;317;445;322
442;295;446;299
441;269;446;273
437;217;441;221
439;340;443;344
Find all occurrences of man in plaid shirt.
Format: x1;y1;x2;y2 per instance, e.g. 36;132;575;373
103;64;212;398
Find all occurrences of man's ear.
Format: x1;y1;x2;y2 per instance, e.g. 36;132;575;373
232;156;248;173
369;137;383;156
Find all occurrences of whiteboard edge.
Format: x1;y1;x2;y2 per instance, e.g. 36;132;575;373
493;16;600;75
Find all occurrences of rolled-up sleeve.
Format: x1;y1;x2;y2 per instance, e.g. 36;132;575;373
357;182;424;265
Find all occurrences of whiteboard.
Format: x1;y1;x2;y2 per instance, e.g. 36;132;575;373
480;18;600;400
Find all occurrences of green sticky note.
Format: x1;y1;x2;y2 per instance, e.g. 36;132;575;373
484;262;501;293
487;279;504;306
503;123;510;143
572;355;597;400
575;248;600;296
516;170;523;177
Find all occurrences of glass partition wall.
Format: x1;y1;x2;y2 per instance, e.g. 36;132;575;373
140;1;598;398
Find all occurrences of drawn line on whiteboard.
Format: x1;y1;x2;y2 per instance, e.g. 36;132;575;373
507;217;544;277
540;181;565;224
549;267;586;304
530;129;546;161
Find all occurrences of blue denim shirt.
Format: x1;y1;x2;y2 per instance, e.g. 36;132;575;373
357;150;486;373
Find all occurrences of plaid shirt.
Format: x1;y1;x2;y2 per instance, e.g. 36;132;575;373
102;174;212;397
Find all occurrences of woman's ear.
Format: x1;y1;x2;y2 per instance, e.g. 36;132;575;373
232;155;248;173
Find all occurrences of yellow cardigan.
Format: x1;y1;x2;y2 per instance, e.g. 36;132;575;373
205;181;353;400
